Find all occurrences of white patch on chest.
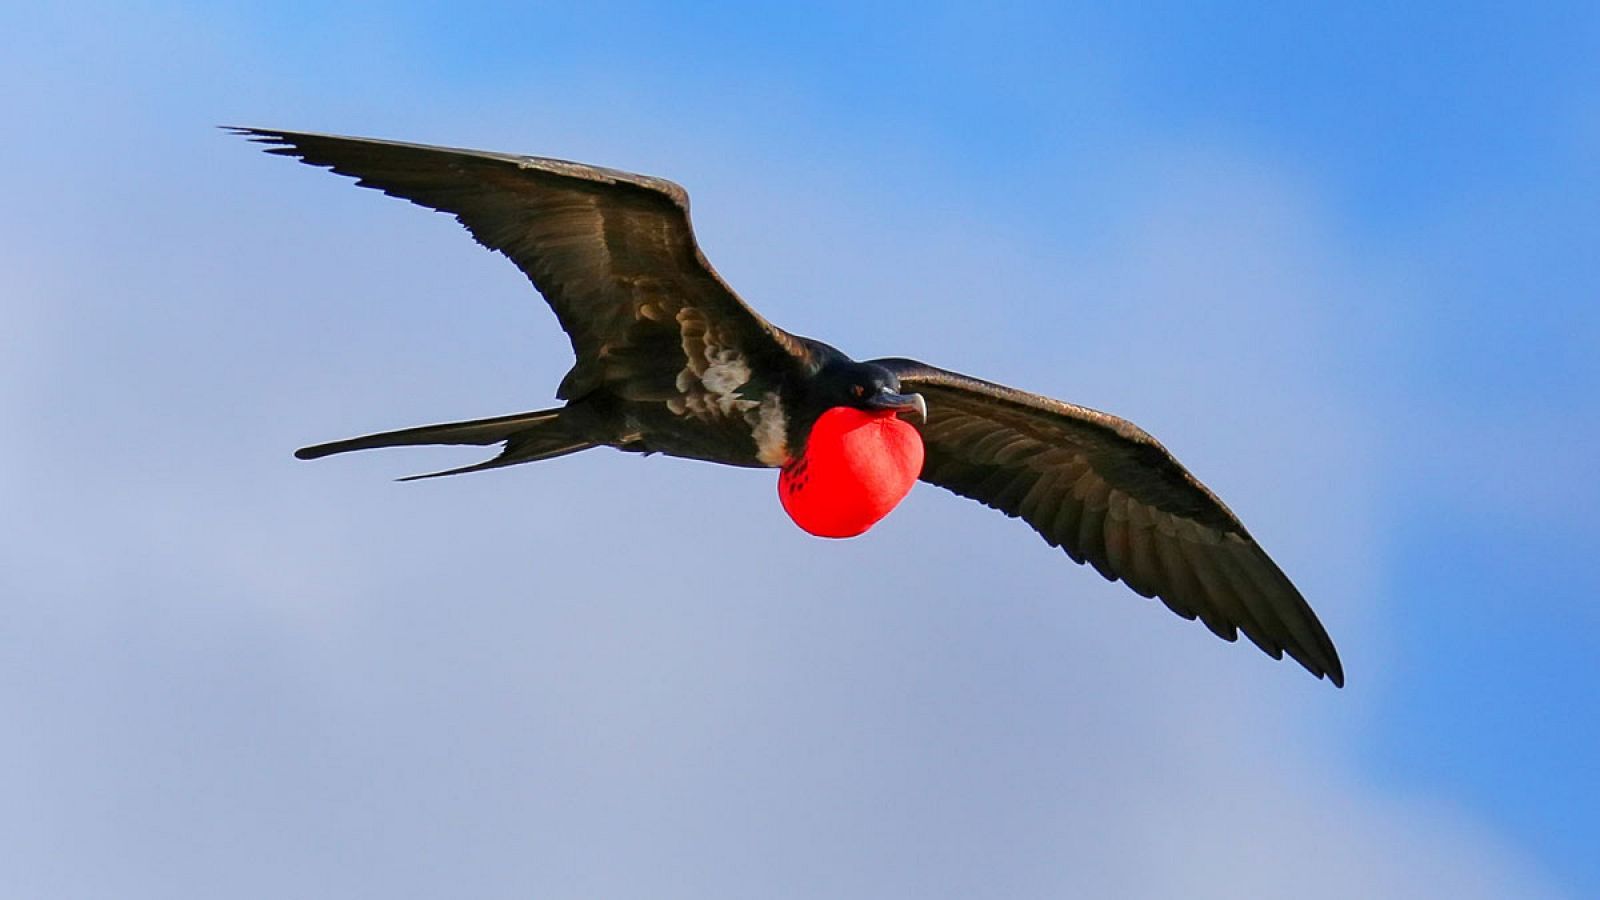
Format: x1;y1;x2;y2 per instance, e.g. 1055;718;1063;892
752;392;789;466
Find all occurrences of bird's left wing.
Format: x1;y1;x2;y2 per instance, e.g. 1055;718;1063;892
875;358;1344;686
230;127;814;412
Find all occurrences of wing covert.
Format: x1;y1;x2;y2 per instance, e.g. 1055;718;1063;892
876;358;1344;686
232;127;812;413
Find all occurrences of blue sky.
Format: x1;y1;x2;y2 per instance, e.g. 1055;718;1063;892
2;2;1596;897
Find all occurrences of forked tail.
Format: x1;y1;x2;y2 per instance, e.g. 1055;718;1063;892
295;407;597;480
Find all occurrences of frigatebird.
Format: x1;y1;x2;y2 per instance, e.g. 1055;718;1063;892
234;127;1344;687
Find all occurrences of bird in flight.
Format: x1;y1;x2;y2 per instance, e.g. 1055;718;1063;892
233;127;1344;687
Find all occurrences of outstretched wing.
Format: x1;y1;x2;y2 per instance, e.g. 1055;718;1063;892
232;127;813;413
876;358;1344;686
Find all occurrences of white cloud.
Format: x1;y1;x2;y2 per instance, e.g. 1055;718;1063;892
0;9;1570;898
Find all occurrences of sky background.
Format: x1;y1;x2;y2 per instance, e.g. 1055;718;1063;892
3;2;1597;897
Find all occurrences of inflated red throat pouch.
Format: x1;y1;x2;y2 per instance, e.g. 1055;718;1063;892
778;407;924;538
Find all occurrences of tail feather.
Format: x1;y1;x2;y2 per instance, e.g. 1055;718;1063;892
295;407;598;478
397;435;594;481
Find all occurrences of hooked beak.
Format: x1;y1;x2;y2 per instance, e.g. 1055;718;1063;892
865;390;928;424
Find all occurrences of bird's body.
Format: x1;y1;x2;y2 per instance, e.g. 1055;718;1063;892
236;127;1345;686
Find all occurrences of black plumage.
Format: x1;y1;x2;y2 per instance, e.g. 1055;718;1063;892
235;127;1344;686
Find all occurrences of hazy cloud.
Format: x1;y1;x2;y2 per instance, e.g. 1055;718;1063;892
0;3;1580;897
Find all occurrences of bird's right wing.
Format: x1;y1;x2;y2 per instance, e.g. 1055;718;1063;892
232;127;815;412
877;358;1343;686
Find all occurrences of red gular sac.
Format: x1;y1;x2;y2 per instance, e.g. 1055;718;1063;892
778;406;925;538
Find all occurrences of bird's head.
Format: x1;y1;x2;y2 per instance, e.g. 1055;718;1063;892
814;360;927;424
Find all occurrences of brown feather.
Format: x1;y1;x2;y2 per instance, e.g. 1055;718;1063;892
231;127;814;428
877;358;1343;685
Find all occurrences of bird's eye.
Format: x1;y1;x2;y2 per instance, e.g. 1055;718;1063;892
851;385;866;399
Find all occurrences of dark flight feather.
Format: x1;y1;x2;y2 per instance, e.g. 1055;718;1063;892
226;127;814;417
876;358;1344;686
